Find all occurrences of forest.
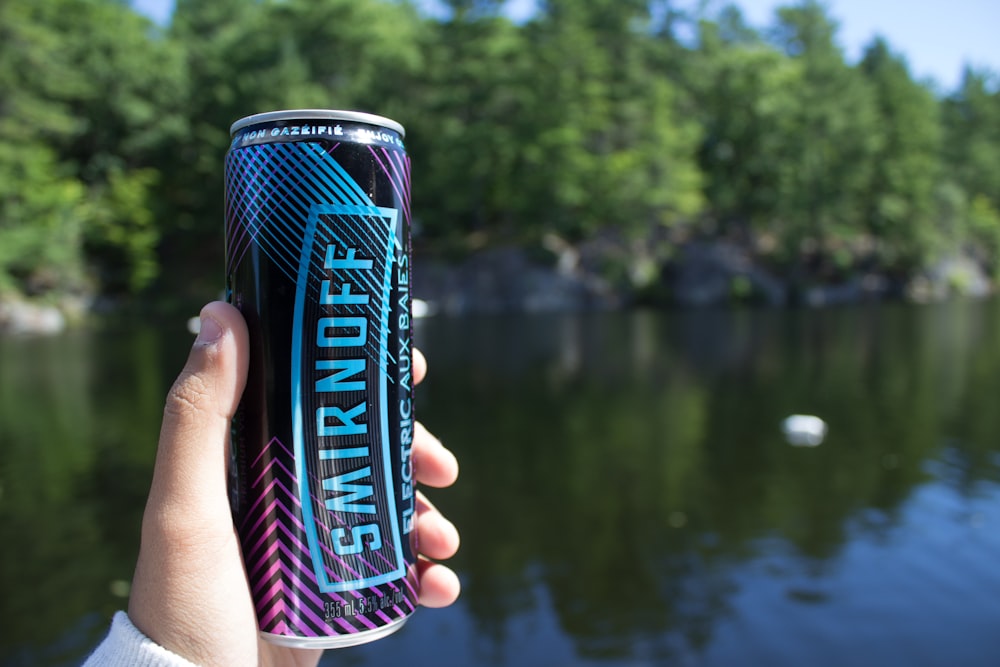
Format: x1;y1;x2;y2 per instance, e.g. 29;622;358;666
1;0;999;313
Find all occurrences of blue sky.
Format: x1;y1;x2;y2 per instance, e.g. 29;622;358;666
734;0;1000;92
133;0;998;91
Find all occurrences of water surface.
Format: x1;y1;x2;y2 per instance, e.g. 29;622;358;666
2;301;1000;666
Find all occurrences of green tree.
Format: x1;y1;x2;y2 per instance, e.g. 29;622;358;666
38;0;186;294
733;0;878;285
530;0;702;244
690;10;803;238
0;2;89;296
404;0;702;293
0;0;186;297
940;68;1000;273
942;68;1000;207
4;0;999;308
406;11;535;243
468;0;702;292
767;1;881;277
0;145;88;296
858;37;941;272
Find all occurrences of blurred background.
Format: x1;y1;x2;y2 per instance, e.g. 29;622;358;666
2;0;1000;665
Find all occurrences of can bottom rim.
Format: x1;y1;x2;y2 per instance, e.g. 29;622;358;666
259;615;409;649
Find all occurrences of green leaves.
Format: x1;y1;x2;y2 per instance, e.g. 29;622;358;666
0;0;185;298
0;0;998;305
408;0;703;252
85;168;161;294
689;1;999;285
859;38;941;269
0;145;87;296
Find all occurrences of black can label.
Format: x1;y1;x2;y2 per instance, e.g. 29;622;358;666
225;120;416;642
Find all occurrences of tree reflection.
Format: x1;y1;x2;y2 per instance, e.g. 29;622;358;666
416;301;1000;662
4;302;1000;665
0;323;179;661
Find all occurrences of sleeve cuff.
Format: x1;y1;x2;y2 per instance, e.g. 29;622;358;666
82;611;202;667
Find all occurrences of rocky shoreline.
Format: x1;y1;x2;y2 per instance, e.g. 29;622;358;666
0;298;74;335
412;242;993;316
1;243;993;334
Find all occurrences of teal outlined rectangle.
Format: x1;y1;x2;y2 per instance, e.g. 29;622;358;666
290;203;405;593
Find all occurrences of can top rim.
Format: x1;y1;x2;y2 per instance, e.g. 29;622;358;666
230;109;405;137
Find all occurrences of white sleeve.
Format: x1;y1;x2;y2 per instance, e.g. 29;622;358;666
82;611;202;667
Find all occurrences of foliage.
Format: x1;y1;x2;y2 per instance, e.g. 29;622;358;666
0;145;87;296
858;38;941;271
767;2;881;266
0;0;999;305
0;0;185;297
0;2;88;295
691;14;804;234
941;68;1000;272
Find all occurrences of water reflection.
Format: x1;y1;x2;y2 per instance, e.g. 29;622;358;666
0;322;188;665
2;302;1000;666
412;301;1000;665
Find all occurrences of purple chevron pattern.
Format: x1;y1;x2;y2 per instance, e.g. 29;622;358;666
240;436;418;639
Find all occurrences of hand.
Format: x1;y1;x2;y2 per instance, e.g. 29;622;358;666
127;301;460;667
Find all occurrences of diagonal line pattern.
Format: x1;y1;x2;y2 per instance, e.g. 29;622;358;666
228;137;421;640
240;436;417;639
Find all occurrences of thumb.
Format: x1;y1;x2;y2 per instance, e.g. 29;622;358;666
147;301;249;521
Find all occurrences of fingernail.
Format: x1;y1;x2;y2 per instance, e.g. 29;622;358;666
196;313;224;346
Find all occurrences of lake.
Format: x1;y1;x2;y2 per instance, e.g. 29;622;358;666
2;301;1000;666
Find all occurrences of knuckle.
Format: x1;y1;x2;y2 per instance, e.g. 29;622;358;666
163;372;212;421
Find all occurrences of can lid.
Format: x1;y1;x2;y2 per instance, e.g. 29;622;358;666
230;109;405;138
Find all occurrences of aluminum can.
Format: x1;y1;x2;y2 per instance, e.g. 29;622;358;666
224;109;418;648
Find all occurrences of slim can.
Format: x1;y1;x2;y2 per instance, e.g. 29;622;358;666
224;109;418;648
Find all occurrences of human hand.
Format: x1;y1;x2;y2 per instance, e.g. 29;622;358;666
127;301;460;667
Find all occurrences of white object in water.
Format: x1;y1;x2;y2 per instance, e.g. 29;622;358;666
781;415;827;447
413;298;436;318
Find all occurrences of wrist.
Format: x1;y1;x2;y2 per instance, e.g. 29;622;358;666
83;611;202;667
